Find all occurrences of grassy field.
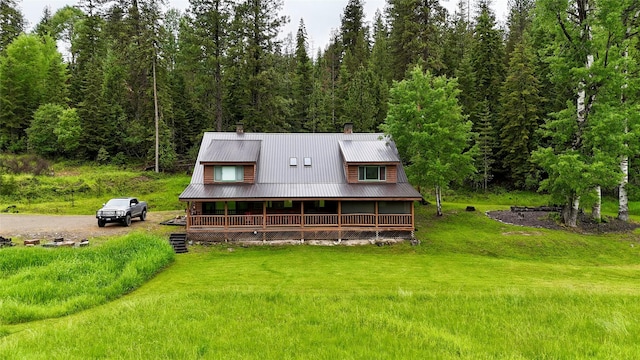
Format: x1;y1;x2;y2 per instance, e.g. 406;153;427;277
0;163;191;214
0;201;639;359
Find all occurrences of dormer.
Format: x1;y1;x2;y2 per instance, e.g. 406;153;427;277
200;140;261;184
338;140;400;184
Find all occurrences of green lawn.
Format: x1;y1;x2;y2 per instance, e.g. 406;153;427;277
1;205;639;359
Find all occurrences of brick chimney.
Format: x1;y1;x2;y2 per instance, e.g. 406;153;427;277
236;123;244;134
343;122;353;134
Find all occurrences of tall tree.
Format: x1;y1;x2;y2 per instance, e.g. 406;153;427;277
382;66;475;216
387;0;447;79
227;0;288;132
469;0;505;184
181;0;232;132
532;0;632;226
498;36;543;188
0;34;68;152
0;0;24;53
292;19;313;132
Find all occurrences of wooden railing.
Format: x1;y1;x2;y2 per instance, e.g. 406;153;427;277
189;213;411;229
266;214;301;226
304;214;339;226
378;214;412;225
341;214;376;226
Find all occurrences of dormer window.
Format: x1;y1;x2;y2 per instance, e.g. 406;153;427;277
358;166;386;181
214;166;244;182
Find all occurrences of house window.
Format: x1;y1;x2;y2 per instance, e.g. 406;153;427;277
214;166;244;182
358;166;386;181
304;157;312;166
290;157;297;166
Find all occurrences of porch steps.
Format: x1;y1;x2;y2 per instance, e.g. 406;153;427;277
169;233;188;254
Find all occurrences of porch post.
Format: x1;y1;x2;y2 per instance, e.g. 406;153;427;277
262;201;267;242
300;201;305;241
375;201;379;239
263;201;267;230
224;202;228;229
338;201;342;242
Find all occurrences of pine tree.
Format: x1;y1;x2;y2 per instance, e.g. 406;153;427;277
387;0;447;80
0;0;24;53
181;0;232;132
227;0;288;132
499;37;543;189
293;19;313;132
469;0;505;185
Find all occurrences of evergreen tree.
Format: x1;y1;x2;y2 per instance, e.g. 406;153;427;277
469;0;505;185
181;0;232;132
387;0;447;80
0;0;24;53
227;0;288;132
499;37;543;189
292;19;313;132
442;0;473;77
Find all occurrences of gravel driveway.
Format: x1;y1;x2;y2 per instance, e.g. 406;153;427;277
0;211;184;242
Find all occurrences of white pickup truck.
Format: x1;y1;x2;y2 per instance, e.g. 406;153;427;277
96;197;147;227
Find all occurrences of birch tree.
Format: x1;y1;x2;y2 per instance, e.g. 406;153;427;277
533;0;635;226
382;66;475;216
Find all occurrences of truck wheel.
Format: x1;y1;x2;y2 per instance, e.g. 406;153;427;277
140;209;147;221
123;214;131;227
98;219;106;227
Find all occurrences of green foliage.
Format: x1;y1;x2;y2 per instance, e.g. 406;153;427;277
0;233;174;324
0;161;190;214
383;66;476;193
0;33;68;152
499;36;543;188
27;104;82;158
1;204;640;357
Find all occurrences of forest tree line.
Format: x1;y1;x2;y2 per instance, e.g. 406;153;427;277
0;0;639;219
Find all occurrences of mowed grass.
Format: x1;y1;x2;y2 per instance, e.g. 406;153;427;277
0;233;175;325
1;205;640;359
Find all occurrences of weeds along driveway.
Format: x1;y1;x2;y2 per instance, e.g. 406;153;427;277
0;211;183;241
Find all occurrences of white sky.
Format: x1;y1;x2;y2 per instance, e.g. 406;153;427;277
20;0;509;51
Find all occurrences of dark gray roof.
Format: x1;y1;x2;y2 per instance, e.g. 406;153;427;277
338;140;400;163
200;139;261;163
179;132;422;201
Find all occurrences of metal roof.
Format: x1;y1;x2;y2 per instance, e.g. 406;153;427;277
338;140;400;163
200;139;261;163
180;132;422;201
180;183;422;200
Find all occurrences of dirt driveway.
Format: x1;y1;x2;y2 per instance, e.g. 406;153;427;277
0;211;185;242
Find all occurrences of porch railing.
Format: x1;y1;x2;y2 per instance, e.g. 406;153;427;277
189;213;412;229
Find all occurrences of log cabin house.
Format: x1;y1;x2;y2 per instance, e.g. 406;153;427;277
178;124;423;243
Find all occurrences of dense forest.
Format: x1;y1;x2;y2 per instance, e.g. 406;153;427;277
0;0;639;224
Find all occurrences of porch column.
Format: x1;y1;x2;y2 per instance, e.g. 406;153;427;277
411;201;415;229
224;202;228;229
300;201;305;241
338;201;342;241
375;201;379;230
263;202;267;230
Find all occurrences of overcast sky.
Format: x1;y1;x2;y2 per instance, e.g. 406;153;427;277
20;0;509;52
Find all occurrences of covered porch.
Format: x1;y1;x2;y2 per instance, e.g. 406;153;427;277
187;200;415;234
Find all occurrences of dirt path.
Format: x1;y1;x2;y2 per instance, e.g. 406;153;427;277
0;211;185;242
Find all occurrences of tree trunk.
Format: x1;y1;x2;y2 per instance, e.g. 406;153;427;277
562;195;580;227
619;155;629;221
592;186;601;222
435;185;443;217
